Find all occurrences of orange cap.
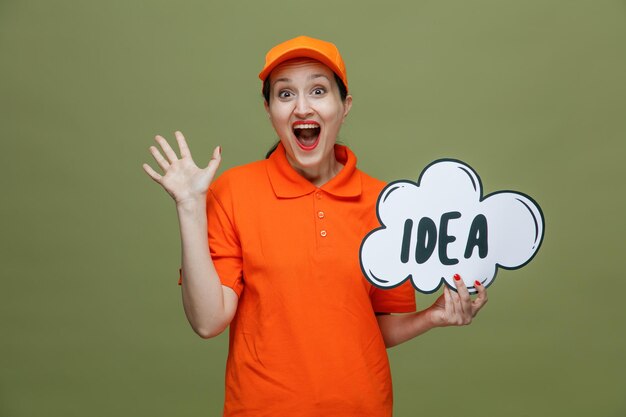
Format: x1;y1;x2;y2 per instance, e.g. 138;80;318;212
258;36;348;90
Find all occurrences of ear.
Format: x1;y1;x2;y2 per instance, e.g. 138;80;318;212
264;100;270;117
342;95;353;120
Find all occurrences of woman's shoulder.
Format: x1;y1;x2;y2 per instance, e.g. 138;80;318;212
209;159;269;198
356;167;387;197
215;159;267;181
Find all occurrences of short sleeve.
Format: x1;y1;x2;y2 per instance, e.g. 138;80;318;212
177;186;244;297
369;280;416;314
206;188;244;296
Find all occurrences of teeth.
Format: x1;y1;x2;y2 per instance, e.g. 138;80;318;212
293;124;319;129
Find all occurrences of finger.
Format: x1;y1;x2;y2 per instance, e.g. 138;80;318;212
453;274;472;317
142;163;162;183
447;283;465;325
149;145;170;171
154;134;179;163
205;145;222;174
174;131;192;159
472;280;488;316
450;274;463;318
444;286;455;319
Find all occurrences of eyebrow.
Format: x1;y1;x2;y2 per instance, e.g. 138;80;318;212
272;73;331;86
309;73;330;81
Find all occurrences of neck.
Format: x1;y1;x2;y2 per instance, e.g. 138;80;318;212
285;152;344;187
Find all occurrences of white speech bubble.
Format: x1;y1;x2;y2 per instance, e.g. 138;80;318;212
359;159;544;294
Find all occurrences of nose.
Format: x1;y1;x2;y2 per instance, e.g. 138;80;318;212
294;94;313;118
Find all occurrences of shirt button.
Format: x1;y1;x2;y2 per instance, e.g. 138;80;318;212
320;230;327;237
315;192;322;200
318;211;325;219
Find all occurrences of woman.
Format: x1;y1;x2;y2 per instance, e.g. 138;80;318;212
143;36;487;416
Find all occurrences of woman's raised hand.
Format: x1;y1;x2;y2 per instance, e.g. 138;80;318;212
427;274;488;328
142;131;221;206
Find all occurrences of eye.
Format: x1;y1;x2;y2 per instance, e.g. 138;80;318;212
312;88;325;95
278;90;293;99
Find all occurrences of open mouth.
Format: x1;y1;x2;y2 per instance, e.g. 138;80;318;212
292;121;321;151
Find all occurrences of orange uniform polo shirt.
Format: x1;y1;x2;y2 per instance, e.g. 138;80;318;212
181;142;416;416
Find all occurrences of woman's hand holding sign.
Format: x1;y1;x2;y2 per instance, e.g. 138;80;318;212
367;158;544;347
376;275;487;348
426;274;488;328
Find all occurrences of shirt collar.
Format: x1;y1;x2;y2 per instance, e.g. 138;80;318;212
266;142;362;199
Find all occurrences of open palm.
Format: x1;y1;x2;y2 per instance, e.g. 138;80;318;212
142;131;221;205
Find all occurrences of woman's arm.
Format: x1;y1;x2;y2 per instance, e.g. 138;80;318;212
143;131;238;339
376;275;488;348
177;198;238;338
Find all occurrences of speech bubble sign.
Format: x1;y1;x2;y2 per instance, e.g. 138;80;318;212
359;159;544;294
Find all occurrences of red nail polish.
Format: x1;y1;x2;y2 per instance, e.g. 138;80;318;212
454;274;461;281
218;146;222;155
475;280;481;287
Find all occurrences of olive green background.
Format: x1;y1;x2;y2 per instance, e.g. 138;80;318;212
1;0;625;416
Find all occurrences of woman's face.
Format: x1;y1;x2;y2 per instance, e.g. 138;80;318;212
265;58;352;179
